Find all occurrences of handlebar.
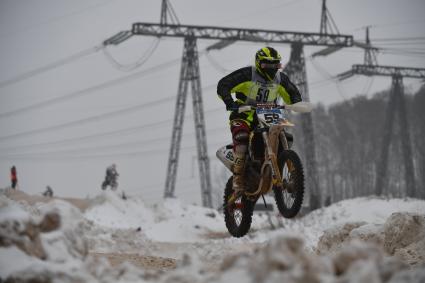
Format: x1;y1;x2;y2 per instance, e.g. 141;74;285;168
238;102;313;113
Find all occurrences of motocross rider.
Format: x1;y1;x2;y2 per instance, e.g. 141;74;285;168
217;46;302;194
102;163;119;190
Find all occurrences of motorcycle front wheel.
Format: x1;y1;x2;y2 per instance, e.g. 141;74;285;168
273;149;305;218
223;176;255;237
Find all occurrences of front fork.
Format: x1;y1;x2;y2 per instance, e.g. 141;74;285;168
262;131;283;189
226;130;288;206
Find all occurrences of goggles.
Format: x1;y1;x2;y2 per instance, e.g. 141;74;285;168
260;62;282;69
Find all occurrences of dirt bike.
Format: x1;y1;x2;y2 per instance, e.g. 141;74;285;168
101;177;118;191
216;102;312;237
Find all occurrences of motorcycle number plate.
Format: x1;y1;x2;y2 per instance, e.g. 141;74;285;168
256;108;284;125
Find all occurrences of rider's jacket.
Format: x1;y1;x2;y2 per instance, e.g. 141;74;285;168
106;167;118;180
10;167;17;182
217;66;302;125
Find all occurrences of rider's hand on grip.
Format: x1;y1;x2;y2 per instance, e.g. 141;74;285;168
226;101;240;112
238;105;253;113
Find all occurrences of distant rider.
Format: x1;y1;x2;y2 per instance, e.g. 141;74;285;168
43;186;54;197
102;164;119;191
217;46;302;194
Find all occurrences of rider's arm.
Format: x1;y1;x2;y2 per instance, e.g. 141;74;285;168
217;67;251;108
279;72;302;104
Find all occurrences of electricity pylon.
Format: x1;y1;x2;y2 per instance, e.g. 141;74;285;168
283;0;345;210
337;26;424;198
284;42;321;210
163;36;213;207
338;64;425;198
320;0;340;35
105;3;353;207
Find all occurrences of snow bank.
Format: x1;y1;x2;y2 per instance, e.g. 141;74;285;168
145;198;224;242
316;211;425;267
2;190;425;283
85;191;155;229
152;234;424;283
85;192;226;242
253;196;425;248
0;194;148;282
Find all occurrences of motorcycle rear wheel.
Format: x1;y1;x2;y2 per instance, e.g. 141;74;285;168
223;176;255;237
273;150;305;218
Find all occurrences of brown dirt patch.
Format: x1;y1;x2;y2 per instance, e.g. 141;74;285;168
90;252;177;270
3;188;90;211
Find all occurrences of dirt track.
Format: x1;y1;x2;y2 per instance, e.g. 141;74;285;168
3;189;178;271
91;253;177;270
2;189;261;272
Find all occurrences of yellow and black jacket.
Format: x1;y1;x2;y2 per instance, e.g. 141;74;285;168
217;66;302;125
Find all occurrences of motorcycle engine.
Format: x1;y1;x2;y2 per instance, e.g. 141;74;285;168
249;132;265;161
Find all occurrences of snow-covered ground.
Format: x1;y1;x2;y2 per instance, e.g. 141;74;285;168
1;189;424;282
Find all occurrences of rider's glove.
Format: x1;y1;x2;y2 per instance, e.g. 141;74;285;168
225;101;240;112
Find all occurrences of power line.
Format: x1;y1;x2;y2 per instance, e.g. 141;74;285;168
380;47;425;55
338;48;425;59
372;36;425;42
362;76;375;95
352;20;425;31
102;38;161;71
0;49;219;119
0;45;103;89
309;56;347;100
217;0;302;26
371;20;425;29
0;0;116;38
0;95;174;143
0;56;182;119
0;140;226;161
0;125;227;158
376;42;425;47
0;117;174;152
205;52;231;74
0;93;221;151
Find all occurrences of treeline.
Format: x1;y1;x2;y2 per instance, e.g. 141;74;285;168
293;84;425;204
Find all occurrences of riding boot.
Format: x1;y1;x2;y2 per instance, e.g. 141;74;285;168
232;153;246;193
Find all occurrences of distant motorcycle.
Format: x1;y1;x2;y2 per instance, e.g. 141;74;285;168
101;177;118;191
216;102;312;237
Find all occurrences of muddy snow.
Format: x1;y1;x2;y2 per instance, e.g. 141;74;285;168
1;188;424;282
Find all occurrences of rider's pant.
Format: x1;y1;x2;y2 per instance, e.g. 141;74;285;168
230;119;250;154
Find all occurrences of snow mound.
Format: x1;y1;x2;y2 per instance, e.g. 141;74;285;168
0;195;89;281
155;234;423;283
85;191;155;229
317;211;425;267
0;193;148;282
85;193;225;242
264;196;425;249
2;191;425;283
145;198;224;242
383;212;425;266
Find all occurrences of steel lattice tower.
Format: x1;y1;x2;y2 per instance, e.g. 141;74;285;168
338;65;425;197
337;27;423;198
284;43;321;210
375;74;415;197
164;36;213;207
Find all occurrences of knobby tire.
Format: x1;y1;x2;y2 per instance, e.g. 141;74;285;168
273;150;305;218
223;176;255;237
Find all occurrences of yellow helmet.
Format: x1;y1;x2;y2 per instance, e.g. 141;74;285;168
255;46;282;80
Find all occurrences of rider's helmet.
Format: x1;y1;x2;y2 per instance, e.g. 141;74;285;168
255;47;282;81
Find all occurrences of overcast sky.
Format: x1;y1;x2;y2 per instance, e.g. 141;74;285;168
0;0;424;205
